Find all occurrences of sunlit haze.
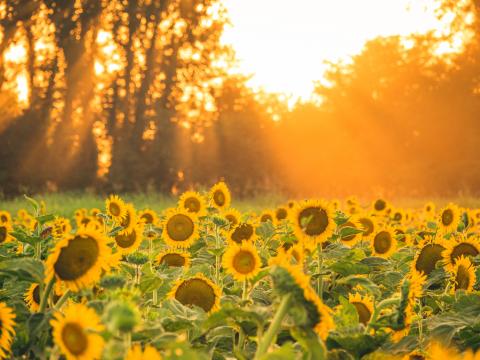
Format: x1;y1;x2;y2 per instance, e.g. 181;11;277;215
222;0;459;99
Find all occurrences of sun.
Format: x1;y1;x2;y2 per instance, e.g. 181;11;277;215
221;0;468;100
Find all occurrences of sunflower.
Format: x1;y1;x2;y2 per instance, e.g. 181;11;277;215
126;344;162;360
51;303;105;360
162;209;199;248
424;202;435;216
228;221;257;244
0;211;11;225
223;208;241;228
290;200;335;245
138;209;158;226
0;302;16;359
443;236;480;271
223;241;261;282
339;218;362;247
168;274;221;313
178;191;207;216
438;203;461;233
52;217;72;239
279;243;305;265
119;204;137;234
105;195;127;222
412;241;446;276
90;208;101;217
275;206;289;223
392;209;406;224
45;228;112;292
74;208;88;220
157;250;191;268
0;222;13;244
24;283;41;312
209;182;231;210
259;210;275;224
348;293;374;325
449;256;476;293
370;227;397;258
372;198;388;214
357;215;377;241
114;225;144;254
407;270;426;306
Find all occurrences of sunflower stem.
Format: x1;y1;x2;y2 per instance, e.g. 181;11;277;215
254;293;291;360
317;243;323;298
34;241;41;260
215;225;221;285
242;280;248;301
38;277;55;313
54;289;71;310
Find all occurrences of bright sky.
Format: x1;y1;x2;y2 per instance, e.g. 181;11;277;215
221;0;449;99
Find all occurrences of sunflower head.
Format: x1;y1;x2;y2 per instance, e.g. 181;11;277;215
449;255;476;293
223;208;241;228
290;200;335;245
168;274;221;313
46;228;112;292
259;210;275;224
106;195;127;222
372;199;388;213
412;241;446;276
179;191;207;216
119;204;137;234
114;225;144;254
0;221;13;244
162;209;198;248
0;211;11;225
126;344;162;360
443;236;480;271
25;283;42;312
339;218;363;247
438;203;461;233
223;241;262;281
209;182;231;210
0;302;16;359
51;302;105;359
157;250;191;268
370;227;397;258
275;206;289;223
138;209;158;226
51;217;72;239
229;222;257;244
348;293;374;325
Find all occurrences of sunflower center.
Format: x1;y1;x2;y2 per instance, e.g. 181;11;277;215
373;231;392;254
54;235;99;281
61;322;88;355
341;221;357;241
161;254;186;267
374;199;386;211
166;214;194;242
231;223;254;243
409;355;425;360
276;208;288;220
352;302;371;325
298;207;328;236
442;209;454;226
109;202;121;217
232;250;256;274
141;213;154;224
450;243;479;263
393;212;402;221
455;265;471;290
415;244;445;275
213;190;226;206
175;279;216;312
225;214;238;226
33;284;41;304
0;215;8;222
260;214;273;223
184;197;201;213
0;226;6;243
359;218;374;236
115;230;137;248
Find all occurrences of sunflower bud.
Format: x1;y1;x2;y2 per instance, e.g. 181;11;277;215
105;301;139;333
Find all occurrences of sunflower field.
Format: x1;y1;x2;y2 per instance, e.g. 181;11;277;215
1;184;480;359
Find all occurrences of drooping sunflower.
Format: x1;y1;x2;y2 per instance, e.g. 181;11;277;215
105;195;127;222
178;191;207;216
138;209;158;226
0;221;13;245
258;210;275;224
437;203;461;233
443;236;480;271
223;208;241;228
209;182;231;210
290;200;335;245
114;225;144;254
51;303;105;360
24;283;41;312
274;206;289;224
370;227;397;258
168;274;221;313
0;211;11;225
372;198;388;214
223;241;261;282
126;344;162;360
412;240;446;276
339;218;362;247
449;256;476;293
119;204;137;234
348;293;374;325
228;221;257;244
0;302;16;359
157;250;191;268
162;209;198;248
45;228;112;292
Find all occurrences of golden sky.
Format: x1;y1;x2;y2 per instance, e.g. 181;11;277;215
222;0;459;100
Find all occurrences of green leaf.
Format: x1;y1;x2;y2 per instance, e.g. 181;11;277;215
24;194;40;214
0;258;44;283
291;327;326;360
36;214;55;225
259;342;297;360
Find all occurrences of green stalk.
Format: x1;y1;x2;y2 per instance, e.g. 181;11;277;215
54;289;72;310
38;277;55;313
317;243;323;298
254;294;291;359
242;280;248;301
